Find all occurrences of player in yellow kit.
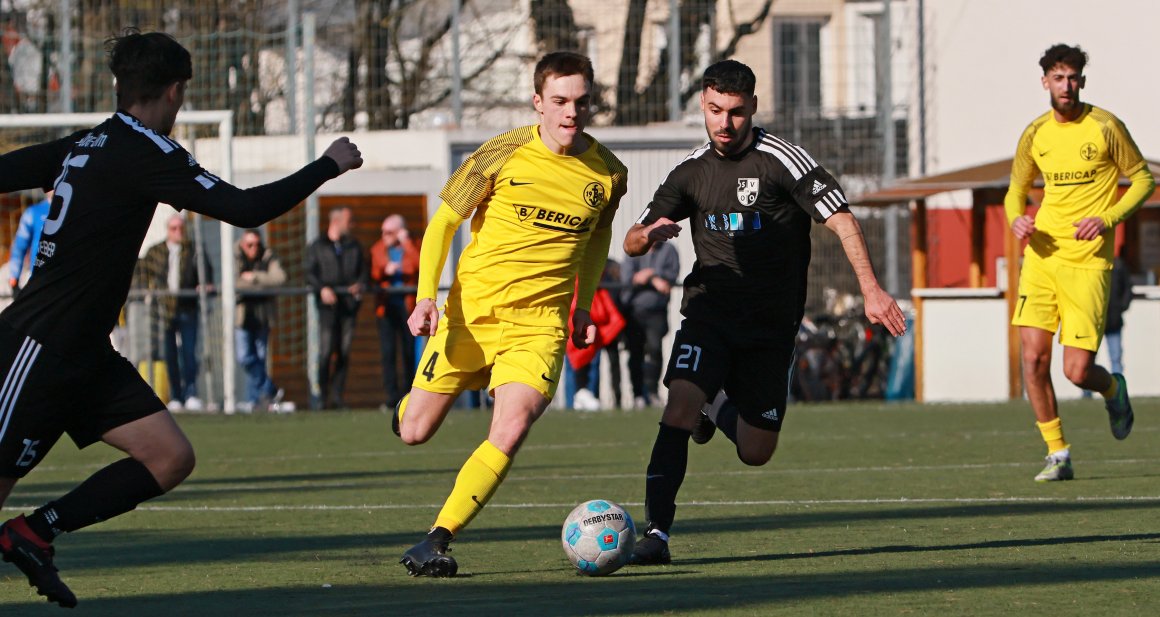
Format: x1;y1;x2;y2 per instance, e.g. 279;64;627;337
1005;44;1154;482
391;51;627;576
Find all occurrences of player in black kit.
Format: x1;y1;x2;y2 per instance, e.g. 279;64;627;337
0;30;362;607
626;60;907;565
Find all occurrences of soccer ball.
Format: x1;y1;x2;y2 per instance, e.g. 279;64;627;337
561;499;636;576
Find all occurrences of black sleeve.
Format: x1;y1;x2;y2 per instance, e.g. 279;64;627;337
139;146;340;228
0;133;82;193
789;165;849;224
637;162;695;226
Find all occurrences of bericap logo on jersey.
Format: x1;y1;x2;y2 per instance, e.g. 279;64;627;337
736;178;759;207
514;204;593;234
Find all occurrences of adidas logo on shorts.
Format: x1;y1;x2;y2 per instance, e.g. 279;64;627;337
762;408;780;421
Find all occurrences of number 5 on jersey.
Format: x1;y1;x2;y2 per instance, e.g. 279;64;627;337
44;152;90;235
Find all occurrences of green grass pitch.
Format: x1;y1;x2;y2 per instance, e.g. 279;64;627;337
2;398;1158;615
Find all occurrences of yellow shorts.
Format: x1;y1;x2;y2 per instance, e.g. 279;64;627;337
410;317;567;399
1011;256;1110;352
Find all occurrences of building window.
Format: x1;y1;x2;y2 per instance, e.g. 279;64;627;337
774;18;823;116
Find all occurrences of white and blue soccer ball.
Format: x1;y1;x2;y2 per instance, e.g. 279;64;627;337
561;499;636;576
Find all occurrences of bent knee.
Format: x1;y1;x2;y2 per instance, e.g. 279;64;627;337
153;447;196;491
399;429;432;446
737;447;776;467
1063;364;1091;386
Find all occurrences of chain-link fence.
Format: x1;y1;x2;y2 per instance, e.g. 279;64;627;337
0;0;920;406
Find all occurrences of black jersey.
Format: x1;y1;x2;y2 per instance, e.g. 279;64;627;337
0;112;339;356
638;127;847;324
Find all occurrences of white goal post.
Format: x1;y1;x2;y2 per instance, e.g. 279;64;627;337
0;110;241;413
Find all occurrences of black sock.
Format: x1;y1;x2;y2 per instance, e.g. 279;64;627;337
25;458;164;541
644;422;690;535
716;399;740;445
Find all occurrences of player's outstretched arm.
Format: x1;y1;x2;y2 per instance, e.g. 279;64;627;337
181;138;363;228
0;134;79;194
623;218;680;256
824;211;907;337
322;137;363;174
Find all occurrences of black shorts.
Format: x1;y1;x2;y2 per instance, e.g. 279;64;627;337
663;316;797;431
0;322;165;478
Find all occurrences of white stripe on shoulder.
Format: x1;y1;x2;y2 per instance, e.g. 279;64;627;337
763;131;818;169
755;132;818;181
116;112;177;153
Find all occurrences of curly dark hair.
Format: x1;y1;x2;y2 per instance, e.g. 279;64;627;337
1039;44;1087;74
702;60;756;97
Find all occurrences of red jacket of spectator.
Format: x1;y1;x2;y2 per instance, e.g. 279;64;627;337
370;236;420;316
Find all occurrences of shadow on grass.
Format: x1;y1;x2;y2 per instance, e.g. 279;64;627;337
4;560;1160;617
11;461;583;503
34;501;1160;574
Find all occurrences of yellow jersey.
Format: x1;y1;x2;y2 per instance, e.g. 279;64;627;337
1008;104;1147;269
439;125;627;328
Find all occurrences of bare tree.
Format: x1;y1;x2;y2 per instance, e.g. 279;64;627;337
530;0;579;52
343;0;516;130
608;0;774;126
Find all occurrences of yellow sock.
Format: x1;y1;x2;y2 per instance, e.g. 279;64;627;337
1036;418;1069;455
433;440;512;536
1101;378;1119;400
397;393;409;423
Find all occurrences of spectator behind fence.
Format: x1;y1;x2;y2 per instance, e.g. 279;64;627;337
602;258;627;408
305;205;366;410
235;229;288;413
621;239;679;409
7;191;51;298
1105;253;1132;376
371;214;420;410
138;213;213;412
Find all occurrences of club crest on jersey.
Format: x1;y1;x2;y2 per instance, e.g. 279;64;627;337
736;178;759;207
1079;142;1098;161
583;182;606;208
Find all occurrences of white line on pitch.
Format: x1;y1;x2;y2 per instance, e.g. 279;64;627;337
7;495;1160;513
106;495;1160;510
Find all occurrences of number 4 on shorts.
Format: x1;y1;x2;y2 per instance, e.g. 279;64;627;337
422;352;439;382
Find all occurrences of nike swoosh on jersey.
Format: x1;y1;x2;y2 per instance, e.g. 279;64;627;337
510;179;533;186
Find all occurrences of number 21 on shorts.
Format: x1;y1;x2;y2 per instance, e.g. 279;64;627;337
675;344;702;372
